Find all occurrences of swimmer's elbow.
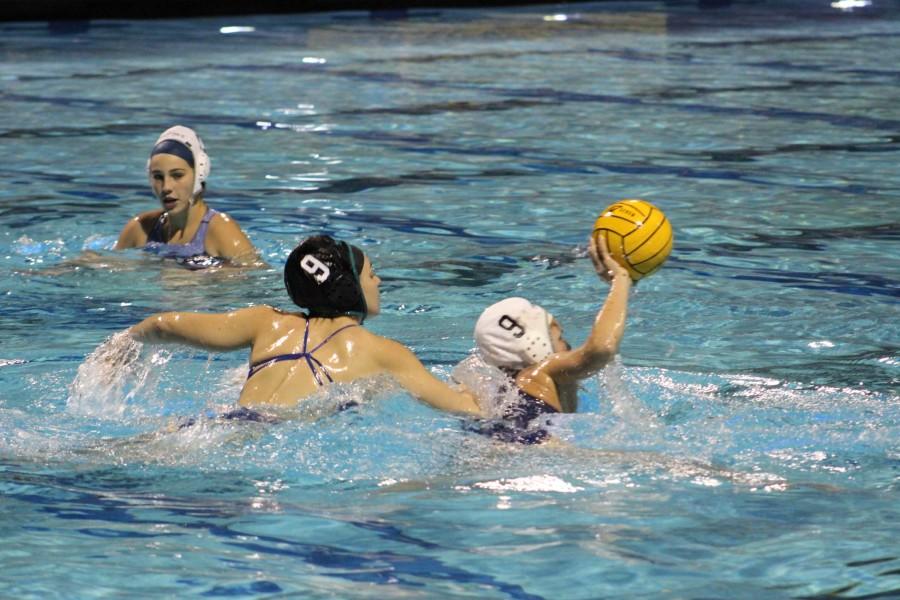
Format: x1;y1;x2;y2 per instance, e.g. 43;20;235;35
113;234;132;251
587;349;616;371
559;345;615;380
226;250;266;268
583;323;624;367
130;313;178;344
588;335;621;364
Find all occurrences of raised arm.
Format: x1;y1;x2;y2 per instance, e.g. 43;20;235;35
540;236;632;383
377;338;482;415
128;305;271;351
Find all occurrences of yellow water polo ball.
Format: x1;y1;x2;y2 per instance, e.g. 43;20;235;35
592;199;673;281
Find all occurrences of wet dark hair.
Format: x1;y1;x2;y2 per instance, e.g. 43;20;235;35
284;235;367;321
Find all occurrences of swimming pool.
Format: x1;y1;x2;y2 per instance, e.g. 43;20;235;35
1;1;899;597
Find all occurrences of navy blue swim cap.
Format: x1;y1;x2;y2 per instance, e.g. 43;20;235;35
150;139;195;168
284;235;368;321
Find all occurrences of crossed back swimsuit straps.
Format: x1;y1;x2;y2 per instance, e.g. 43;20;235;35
246;317;359;386
144;208;222;269
175;318;357;430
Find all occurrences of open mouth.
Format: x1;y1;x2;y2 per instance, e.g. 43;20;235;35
162;197;178;210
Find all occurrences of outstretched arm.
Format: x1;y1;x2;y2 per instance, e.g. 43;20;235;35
540;236;632;383
378;339;482;415
128;305;270;351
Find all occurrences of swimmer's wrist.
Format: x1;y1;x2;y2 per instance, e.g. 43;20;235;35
609;272;633;288
128;320;155;341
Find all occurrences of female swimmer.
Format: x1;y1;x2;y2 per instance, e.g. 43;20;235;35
115;125;259;269
464;236;631;443
128;235;480;416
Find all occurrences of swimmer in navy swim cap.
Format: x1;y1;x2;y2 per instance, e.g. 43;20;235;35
128;235;480;415
115;125;260;269
462;236;632;443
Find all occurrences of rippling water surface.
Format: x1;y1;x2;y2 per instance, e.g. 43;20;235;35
1;2;898;598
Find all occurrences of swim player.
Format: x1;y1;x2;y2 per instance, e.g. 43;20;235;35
115;125;260;269
128;235;481;417
463;236;631;443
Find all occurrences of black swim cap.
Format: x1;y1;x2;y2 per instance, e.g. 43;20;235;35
150;139;195;168
284;235;368;321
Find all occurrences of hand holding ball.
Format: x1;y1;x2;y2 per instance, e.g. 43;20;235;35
592;199;673;281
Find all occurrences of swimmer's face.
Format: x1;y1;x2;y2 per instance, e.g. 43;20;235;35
360;255;381;317
149;153;195;214
549;318;570;353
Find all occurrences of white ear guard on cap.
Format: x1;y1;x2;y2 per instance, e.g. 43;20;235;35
474;297;555;370
147;125;211;201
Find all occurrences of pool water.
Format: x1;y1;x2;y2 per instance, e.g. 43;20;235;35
1;1;899;597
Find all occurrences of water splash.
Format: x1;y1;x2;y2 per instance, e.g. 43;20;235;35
67;331;171;419
450;353;525;419
81;234;117;252
12;235;66;263
598;356;663;445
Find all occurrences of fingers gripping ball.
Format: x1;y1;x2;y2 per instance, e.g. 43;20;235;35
592;199;673;280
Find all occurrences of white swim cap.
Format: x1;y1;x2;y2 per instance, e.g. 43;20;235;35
147;125;211;201
474;297;554;370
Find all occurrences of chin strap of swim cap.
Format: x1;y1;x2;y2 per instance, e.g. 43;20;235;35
147;125;211;202
341;241;368;323
284;236;368;323
474;297;554;370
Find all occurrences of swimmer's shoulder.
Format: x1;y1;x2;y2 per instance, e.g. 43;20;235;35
514;366;563;412
226;305;301;334
204;208;258;261
208;209;232;225
365;334;425;368
116;209;164;248
239;304;297;320
206;209;247;234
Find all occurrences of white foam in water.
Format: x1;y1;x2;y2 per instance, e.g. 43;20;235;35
466;474;583;493
451;352;668;446
13;235;66;261
599;357;663;443
81;234;117;252
67;330;171;419
450;353;525;419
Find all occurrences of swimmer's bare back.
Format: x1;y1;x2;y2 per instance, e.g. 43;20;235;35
129;306;480;414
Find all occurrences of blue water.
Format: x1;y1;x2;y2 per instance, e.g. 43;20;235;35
2;1;899;598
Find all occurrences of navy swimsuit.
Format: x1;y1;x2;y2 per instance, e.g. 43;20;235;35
470;385;560;445
144;208;222;269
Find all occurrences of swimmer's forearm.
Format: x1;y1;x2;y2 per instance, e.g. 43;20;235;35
223;250;267;269
585;233;631;360
542;273;631;382
128;312;220;347
427;387;482;416
380;340;483;415
398;373;482;415
128;313;183;344
588;273;632;358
